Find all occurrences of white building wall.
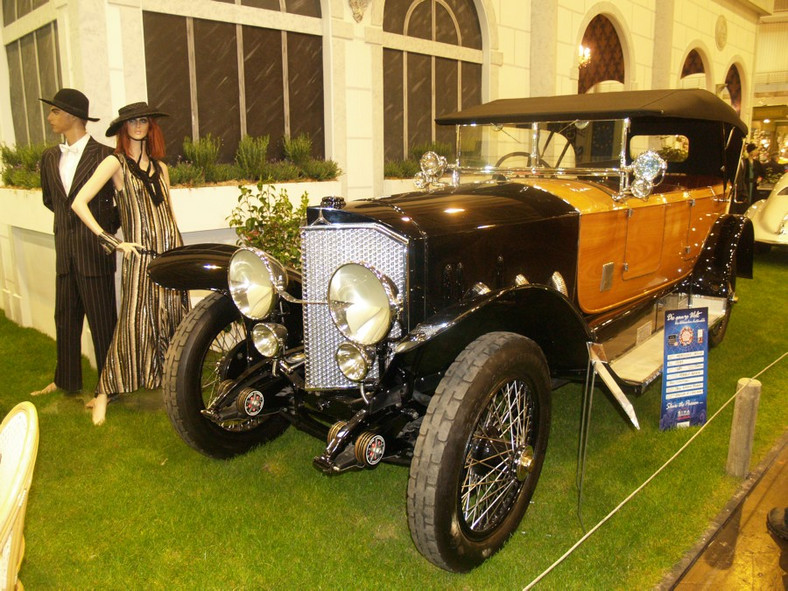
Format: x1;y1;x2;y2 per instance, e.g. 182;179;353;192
491;0;530;99
0;0;772;192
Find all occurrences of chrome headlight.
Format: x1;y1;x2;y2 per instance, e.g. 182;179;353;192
336;342;372;382
327;262;398;346
414;150;447;189
632;150;667;182
228;248;287;320
251;323;288;358
630;150;667;198
631;177;653;199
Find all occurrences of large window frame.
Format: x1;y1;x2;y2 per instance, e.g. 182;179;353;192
4;21;61;146
142;1;325;162
382;0;483;162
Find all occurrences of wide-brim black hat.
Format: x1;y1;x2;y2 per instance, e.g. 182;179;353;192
106;102;168;137
39;88;99;121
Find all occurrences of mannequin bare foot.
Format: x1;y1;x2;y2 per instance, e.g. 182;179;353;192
31;382;57;396
91;394;108;426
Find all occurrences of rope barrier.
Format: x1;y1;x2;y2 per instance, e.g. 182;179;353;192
523;351;787;590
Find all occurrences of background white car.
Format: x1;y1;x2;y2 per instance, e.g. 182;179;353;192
746;171;788;249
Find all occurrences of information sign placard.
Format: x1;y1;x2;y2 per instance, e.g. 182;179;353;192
660;307;708;430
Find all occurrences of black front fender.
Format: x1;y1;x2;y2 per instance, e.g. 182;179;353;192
391;285;592;390
148;243;237;291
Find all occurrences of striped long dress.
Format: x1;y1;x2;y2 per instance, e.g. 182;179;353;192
97;154;189;396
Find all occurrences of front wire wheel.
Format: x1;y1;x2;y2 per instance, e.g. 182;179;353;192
163;292;289;459
407;332;551;572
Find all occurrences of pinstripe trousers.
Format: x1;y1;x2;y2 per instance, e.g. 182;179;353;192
54;264;117;392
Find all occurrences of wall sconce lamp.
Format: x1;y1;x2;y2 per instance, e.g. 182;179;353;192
578;44;591;68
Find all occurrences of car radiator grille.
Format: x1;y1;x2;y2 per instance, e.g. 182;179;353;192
301;223;409;390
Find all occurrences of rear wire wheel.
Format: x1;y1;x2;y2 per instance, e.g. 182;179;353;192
709;261;737;348
407;332;551;572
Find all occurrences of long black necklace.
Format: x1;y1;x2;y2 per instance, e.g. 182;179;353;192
126;142;164;205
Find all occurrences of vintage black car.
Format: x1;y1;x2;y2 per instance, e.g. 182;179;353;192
150;88;753;572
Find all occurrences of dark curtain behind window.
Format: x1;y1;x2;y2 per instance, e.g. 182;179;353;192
5;22;60;146
143;12;191;162
243;26;286;148
288;32;325;159
194;19;241;163
143;11;324;164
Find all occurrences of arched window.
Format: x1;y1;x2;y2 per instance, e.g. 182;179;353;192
681;50;705;77
382;0;483;162
679;49;707;90
578;15;624;95
144;1;324;162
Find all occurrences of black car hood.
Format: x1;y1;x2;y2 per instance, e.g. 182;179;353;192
309;182;578;238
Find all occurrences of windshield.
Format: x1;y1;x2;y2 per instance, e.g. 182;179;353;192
456;119;627;171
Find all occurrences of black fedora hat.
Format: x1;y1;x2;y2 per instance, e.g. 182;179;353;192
39;88;98;121
106;102;168;137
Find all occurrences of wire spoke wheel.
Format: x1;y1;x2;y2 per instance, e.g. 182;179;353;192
461;379;535;535
200;322;245;405
163;292;289;458
408;332;551;572
198;317;262;432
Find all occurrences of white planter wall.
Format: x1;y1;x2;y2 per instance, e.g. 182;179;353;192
0;180;340;367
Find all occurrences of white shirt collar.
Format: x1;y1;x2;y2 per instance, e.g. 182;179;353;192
62;133;90;155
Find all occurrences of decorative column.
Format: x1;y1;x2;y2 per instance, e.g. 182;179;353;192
529;1;557;97
651;0;676;89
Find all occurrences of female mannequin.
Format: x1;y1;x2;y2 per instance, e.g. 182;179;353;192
72;102;189;425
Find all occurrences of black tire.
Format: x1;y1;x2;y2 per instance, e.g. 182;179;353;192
163;292;289;459
407;332;551;572
708;263;736;348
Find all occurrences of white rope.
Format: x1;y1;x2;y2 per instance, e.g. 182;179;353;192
523;351;787;590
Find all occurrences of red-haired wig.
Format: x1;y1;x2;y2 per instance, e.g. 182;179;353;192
114;117;167;160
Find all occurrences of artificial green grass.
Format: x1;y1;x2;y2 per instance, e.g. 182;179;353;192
1;248;785;590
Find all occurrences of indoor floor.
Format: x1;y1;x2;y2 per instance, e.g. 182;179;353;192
664;432;788;590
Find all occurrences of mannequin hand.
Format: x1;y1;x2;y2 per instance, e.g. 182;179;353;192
117;241;144;255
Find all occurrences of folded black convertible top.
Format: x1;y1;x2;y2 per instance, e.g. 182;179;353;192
435;88;747;134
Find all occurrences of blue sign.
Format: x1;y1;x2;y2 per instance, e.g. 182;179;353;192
660;307;708;430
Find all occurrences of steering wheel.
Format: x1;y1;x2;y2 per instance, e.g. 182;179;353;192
495;151;549;168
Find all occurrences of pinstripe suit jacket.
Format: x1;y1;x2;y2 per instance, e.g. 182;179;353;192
41;137;118;276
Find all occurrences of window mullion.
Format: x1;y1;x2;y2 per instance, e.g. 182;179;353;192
281;30;290;138
403;51;409;160
237;23;247;137
186;17;199;139
17;40;31;145
34;29;45;143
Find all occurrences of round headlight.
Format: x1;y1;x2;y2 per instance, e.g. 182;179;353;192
252;323;288;358
631;177;654;199
328;263;398;345
632;150;666;182
420;150;447;179
336;342;372;382
228;248;287;320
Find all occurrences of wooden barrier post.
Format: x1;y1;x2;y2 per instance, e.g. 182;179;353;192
725;378;762;478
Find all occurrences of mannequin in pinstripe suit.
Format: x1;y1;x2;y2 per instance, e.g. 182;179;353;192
31;89;118;396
